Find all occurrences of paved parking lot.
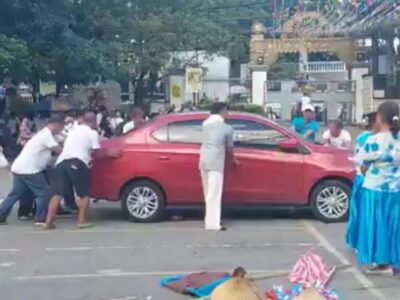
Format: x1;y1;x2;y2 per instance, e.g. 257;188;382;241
0;171;399;300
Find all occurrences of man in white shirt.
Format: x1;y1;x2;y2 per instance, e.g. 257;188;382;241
0;116;64;224
322;120;352;149
45;110;120;229
122;109;145;134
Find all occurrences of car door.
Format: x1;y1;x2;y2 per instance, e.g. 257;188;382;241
149;119;204;205
224;118;305;204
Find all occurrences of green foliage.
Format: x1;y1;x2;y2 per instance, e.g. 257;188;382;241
0;35;33;81
0;0;253;90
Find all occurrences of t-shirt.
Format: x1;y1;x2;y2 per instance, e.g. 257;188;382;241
110;117;124;131
300;96;311;109
11;127;58;175
96;113;103;127
56;124;101;166
291;117;320;143
322;129;352;149
122;121;135;134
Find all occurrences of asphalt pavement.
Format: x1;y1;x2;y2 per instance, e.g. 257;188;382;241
0;170;399;300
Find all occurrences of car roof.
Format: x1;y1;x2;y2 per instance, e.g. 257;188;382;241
155;111;268;122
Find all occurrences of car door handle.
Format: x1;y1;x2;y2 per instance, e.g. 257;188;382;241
158;156;171;161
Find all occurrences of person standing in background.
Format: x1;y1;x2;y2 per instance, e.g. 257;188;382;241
346;112;377;250
110;110;124;132
96;106;107;129
122;109;145;134
291;104;319;143
355;101;400;276
322;120;352;149
300;91;311;109
17;117;32;149
199;102;235;231
99;113;113;138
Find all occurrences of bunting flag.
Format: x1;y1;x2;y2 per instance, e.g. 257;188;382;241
266;0;400;36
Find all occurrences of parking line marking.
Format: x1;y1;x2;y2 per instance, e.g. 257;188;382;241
13;269;291;281
46;247;93;252
303;220;387;300
39;243;320;252
0;262;15;267
0;226;307;235
0;249;19;253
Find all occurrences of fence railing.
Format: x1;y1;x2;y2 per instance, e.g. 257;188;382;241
266;80;355;93
302;61;347;73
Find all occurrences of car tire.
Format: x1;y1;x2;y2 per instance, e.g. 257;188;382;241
310;179;351;223
121;180;166;223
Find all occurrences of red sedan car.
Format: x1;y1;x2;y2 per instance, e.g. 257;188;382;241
91;112;354;223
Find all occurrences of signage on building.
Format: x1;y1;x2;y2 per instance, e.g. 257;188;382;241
185;68;203;93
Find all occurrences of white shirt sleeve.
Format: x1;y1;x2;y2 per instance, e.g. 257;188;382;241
122;121;135;134
91;130;101;150
43;129;59;149
322;130;330;142
343;130;352;143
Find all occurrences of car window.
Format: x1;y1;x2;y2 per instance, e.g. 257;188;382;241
169;120;203;144
152;125;168;142
152;120;203;144
226;119;287;149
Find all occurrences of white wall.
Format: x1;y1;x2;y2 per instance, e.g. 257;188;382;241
169;51;230;79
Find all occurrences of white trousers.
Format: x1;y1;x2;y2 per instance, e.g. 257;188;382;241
200;170;223;231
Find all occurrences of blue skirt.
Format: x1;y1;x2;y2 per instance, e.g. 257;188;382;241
346;175;364;249
356;188;400;268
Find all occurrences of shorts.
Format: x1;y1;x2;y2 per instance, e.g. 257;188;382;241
51;159;90;198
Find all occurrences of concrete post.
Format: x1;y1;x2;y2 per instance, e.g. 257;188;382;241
351;68;369;124
249;65;268;107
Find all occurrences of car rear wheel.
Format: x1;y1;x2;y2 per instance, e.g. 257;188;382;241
121;180;166;222
310;180;351;223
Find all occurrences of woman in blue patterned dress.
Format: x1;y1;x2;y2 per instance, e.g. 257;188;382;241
346;112;377;249
355;101;400;276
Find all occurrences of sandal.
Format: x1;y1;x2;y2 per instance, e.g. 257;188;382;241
77;223;94;229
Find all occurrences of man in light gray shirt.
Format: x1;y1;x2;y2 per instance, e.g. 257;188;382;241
199;102;235;231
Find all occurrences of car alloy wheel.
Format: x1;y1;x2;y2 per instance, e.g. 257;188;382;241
316;186;349;220
126;186;159;220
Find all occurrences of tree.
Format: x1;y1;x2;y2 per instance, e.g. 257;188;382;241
0;35;33;82
0;0;259;102
91;0;251;103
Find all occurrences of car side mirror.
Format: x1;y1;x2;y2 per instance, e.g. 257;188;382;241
278;139;299;152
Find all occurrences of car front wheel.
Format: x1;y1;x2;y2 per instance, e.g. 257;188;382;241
121;180;166;222
310;180;351;223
